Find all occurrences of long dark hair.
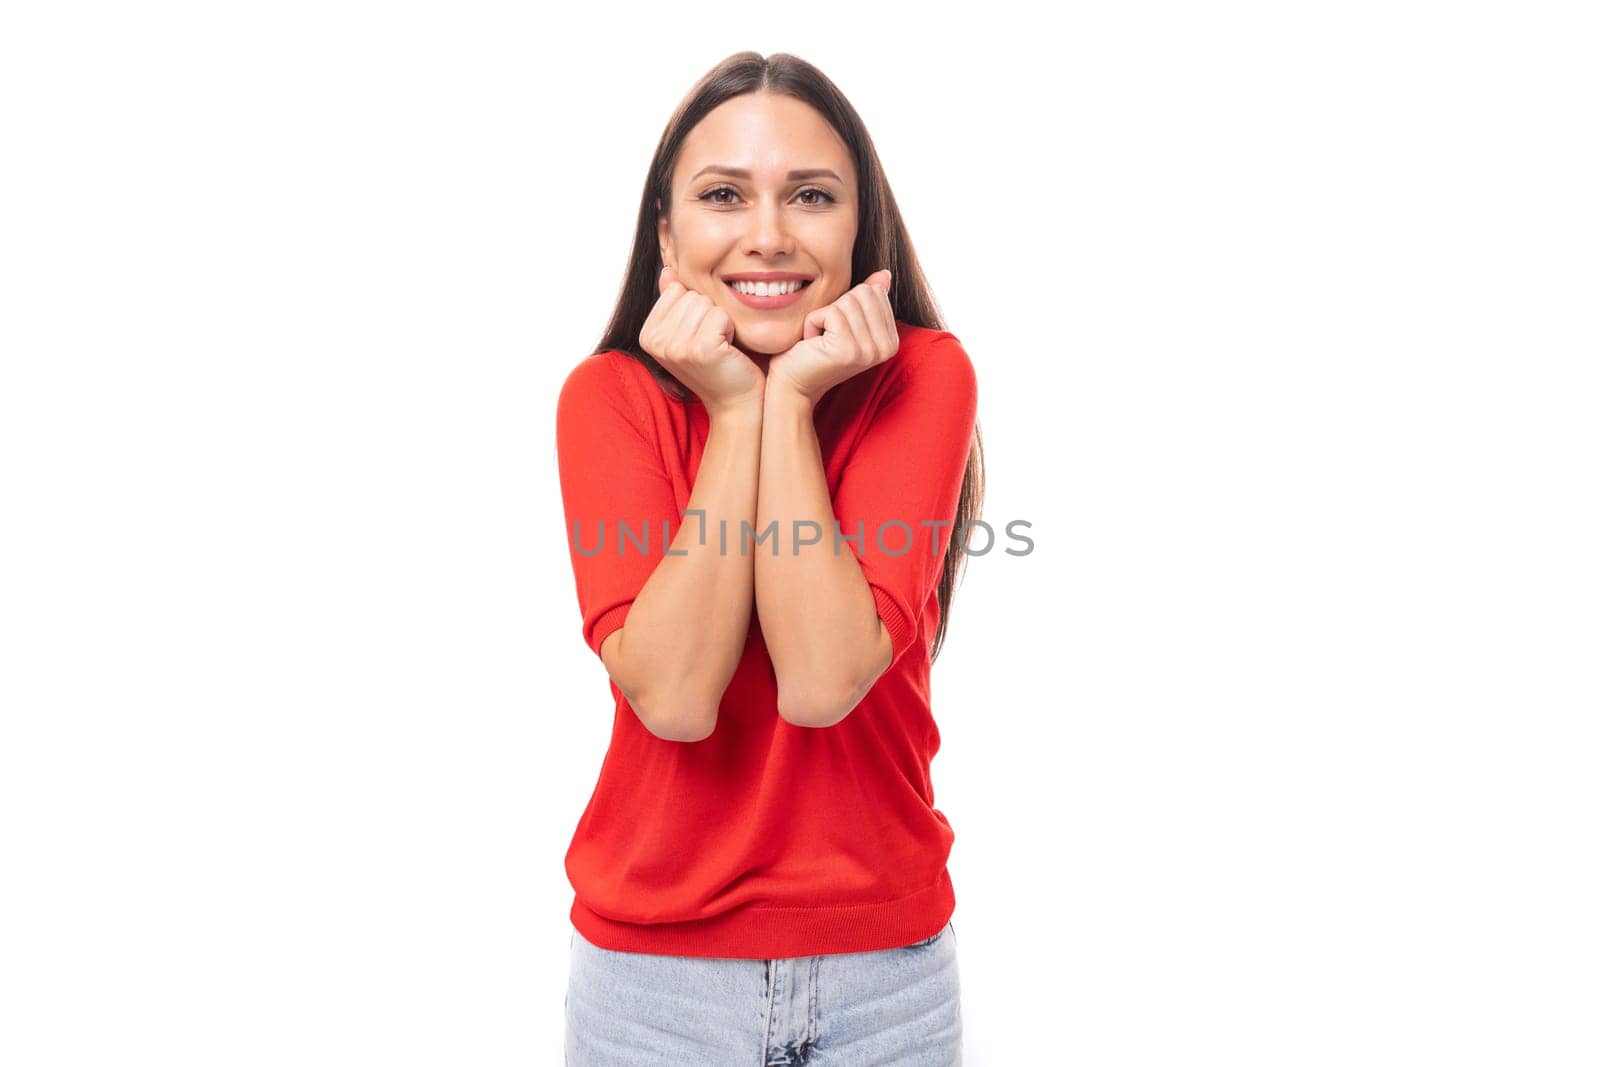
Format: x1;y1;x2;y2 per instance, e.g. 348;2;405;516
592;51;985;663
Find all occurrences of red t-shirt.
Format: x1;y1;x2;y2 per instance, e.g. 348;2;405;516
555;319;978;959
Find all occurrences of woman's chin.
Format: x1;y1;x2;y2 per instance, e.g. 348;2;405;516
733;328;799;358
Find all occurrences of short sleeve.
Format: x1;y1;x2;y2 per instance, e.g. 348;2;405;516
828;333;979;669
556;354;682;659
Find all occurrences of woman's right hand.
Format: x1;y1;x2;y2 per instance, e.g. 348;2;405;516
640;266;765;414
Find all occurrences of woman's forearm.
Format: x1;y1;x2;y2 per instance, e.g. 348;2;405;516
754;386;888;728
606;399;763;741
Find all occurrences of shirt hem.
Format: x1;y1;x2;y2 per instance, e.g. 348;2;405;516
569;867;955;959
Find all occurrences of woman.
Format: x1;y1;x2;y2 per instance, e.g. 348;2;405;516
556;50;984;1065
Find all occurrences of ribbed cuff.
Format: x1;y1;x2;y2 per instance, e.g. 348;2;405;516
586;602;631;658
870;583;917;664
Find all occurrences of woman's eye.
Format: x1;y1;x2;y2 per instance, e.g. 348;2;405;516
698;186;836;206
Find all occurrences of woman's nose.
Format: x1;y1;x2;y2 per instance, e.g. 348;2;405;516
744;199;793;256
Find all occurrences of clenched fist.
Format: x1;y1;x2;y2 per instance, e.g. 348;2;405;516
639;266;767;415
766;269;898;406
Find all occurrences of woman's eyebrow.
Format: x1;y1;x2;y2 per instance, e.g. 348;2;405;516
689;165;843;183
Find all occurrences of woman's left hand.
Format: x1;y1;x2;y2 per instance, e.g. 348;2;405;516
767;269;898;406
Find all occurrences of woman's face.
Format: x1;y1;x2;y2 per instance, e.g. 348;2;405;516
658;91;859;361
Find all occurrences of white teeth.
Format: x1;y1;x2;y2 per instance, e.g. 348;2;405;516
730;279;806;296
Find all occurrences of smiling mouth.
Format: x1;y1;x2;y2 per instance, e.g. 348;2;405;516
723;278;814;296
723;278;813;310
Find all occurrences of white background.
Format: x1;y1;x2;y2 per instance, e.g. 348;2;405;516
3;2;1596;1064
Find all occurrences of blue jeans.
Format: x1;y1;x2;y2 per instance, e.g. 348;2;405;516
564;920;963;1065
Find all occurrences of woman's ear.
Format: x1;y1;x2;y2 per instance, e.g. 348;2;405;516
656;210;674;271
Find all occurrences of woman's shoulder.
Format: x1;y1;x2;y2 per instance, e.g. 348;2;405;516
889;321;976;390
563;348;666;397
895;320;968;359
563;348;635;388
557;349;658;428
